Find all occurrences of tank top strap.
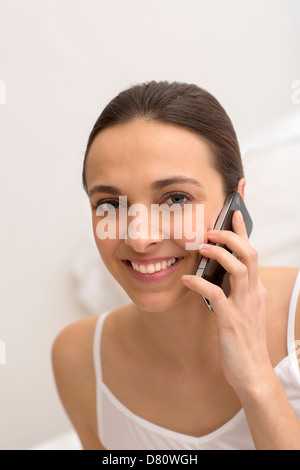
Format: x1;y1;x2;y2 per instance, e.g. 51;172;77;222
287;269;300;376
93;272;300;379
93;311;110;382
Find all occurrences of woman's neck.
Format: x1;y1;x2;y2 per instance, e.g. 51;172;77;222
131;291;220;370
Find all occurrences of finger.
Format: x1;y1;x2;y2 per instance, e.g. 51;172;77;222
181;273;228;312
199;243;249;301
232;210;249;241
207;230;259;291
232;210;259;290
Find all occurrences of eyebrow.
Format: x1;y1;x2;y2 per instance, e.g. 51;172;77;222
88;176;205;197
88;184;121;197
151;176;205;191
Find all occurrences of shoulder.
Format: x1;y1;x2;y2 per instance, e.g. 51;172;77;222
259;265;299;284
259;266;300;363
51;315;104;449
51;314;99;412
51;304;134;377
51;306;133;450
52;315;99;379
259;266;299;302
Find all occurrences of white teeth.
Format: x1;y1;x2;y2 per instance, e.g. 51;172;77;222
130;258;177;274
146;264;155;274
161;260;167;269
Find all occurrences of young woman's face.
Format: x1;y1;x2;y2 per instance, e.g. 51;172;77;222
85;120;227;312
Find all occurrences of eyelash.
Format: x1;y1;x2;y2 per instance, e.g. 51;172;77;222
93;191;194;211
163;191;194;205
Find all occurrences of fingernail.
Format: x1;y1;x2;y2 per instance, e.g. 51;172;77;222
199;243;210;250
181;274;191;282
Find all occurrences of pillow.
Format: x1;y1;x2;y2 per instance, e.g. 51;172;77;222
241;109;300;267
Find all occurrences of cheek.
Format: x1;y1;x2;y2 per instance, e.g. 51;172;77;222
178;200;225;249
204;197;226;234
93;239;121;282
92;218;118;262
170;203;215;249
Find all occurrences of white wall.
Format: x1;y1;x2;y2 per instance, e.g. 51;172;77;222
0;0;299;450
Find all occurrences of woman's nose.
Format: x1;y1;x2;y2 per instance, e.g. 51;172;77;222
123;204;164;252
124;236;163;253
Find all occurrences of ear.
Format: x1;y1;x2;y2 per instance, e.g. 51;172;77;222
237;178;246;200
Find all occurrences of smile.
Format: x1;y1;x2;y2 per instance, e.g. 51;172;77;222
130;257;177;273
123;257;183;282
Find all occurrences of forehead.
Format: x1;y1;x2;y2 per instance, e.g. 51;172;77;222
85;120;215;188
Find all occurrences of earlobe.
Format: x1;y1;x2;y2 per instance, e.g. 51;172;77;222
237;178;246;200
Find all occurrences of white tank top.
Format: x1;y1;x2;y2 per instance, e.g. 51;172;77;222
93;270;300;450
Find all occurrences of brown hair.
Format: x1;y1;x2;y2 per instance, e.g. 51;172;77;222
82;81;244;196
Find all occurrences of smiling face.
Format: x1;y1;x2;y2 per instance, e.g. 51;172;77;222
85;119;231;312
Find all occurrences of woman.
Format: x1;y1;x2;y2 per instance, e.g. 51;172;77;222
52;81;300;450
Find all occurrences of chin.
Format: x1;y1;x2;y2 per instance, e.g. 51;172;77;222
125;285;195;314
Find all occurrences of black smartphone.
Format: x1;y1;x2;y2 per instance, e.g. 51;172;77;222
195;192;253;311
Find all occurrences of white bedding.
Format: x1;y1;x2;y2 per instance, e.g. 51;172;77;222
28;429;82;451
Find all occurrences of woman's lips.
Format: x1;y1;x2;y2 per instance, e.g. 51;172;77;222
122;257;183;282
